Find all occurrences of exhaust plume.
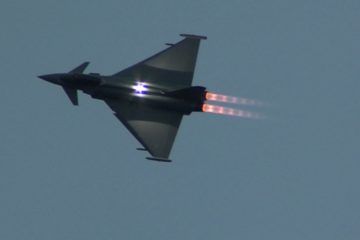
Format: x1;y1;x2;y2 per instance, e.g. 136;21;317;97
205;92;264;106
202;104;264;119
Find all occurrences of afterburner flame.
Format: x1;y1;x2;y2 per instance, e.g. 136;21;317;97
202;104;263;119
205;92;263;106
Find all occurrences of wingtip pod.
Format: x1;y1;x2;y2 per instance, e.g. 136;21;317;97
146;157;172;163
180;33;207;40
136;148;147;151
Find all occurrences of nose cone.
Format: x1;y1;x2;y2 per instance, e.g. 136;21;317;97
38;74;61;85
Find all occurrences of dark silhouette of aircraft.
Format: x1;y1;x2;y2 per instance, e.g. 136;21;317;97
39;34;208;162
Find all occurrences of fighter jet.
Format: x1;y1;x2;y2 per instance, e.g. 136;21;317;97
39;34;208;162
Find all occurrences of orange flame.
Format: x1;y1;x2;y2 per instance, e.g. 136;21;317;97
202;104;263;119
205;92;264;106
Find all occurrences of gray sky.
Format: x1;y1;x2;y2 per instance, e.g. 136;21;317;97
1;0;359;239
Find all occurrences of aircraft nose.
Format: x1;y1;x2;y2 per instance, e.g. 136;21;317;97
38;74;60;84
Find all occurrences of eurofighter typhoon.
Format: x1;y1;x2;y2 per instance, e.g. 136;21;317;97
39;34;263;162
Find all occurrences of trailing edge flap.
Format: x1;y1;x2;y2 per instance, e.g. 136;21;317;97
105;100;183;159
112;36;205;90
62;86;78;105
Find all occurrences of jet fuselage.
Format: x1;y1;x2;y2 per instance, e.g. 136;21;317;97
39;72;206;115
